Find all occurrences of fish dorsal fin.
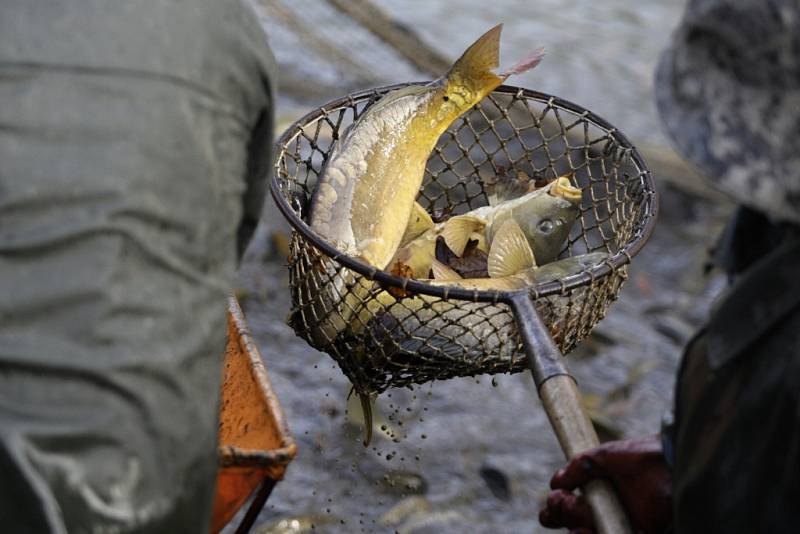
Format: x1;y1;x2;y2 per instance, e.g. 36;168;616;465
400;202;435;246
488;219;536;278
431;259;463;280
447;24;503;87
442;215;486;256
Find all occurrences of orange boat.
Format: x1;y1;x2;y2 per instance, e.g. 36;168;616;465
211;298;297;533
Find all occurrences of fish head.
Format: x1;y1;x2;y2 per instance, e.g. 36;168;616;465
504;176;582;264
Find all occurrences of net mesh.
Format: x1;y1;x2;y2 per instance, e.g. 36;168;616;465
272;84;655;396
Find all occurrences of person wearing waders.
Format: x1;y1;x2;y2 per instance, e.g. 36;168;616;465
0;1;276;532
539;1;800;533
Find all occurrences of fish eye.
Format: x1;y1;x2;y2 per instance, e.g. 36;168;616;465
443;95;450;102
537;219;554;234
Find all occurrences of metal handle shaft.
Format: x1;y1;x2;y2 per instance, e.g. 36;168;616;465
509;294;632;534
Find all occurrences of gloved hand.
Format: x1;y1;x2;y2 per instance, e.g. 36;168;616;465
539;434;672;534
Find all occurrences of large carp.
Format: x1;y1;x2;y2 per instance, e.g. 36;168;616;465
304;24;545;346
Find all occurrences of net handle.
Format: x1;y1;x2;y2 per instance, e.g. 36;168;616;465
509;294;632;534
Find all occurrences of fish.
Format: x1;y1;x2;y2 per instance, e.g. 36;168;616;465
480;176;582;265
389;176;582;280
309;24;544;269
301;25;545;446
303;25;546;346
422;219;609;290
370;219;609;326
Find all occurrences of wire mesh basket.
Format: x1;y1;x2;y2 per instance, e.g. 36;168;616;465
271;83;657;397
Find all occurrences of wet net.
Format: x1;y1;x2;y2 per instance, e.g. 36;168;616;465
271;84;657;397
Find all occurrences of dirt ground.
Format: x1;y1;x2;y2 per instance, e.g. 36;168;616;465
222;165;732;533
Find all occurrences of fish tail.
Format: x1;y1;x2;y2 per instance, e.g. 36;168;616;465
446;24;504;89
359;392;373;447
500;47;546;78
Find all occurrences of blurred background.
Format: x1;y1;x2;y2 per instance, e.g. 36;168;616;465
230;1;734;532
264;0;680;147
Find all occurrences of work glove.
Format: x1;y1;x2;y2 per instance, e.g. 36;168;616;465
539;434;672;534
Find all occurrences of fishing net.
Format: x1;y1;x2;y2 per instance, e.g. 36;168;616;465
271;84;656;396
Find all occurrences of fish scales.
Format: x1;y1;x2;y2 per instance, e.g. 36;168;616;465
310;88;437;268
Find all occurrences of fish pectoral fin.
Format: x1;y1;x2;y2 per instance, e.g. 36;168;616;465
447;24;503;87
400;202;435;246
431;259;463;280
442;215;486;256
487;219;536;278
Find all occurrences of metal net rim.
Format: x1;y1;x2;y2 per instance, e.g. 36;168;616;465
270;83;659;305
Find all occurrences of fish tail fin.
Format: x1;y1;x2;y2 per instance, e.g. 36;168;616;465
446;24;504;90
359;392;373;447
500;47;546;79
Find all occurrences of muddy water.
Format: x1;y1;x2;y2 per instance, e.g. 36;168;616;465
225;1;734;533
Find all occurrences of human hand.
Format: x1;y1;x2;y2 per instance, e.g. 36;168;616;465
539;434;672;534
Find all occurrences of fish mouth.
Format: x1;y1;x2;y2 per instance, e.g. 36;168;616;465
549;176;582;203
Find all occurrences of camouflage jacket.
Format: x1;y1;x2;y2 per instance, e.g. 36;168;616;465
667;210;800;532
